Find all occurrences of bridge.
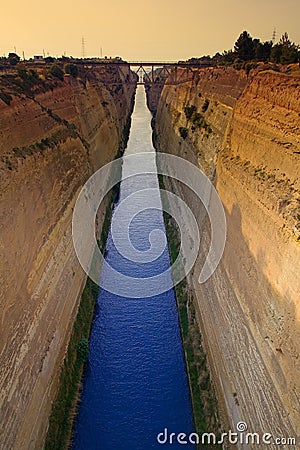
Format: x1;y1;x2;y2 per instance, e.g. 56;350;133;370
74;60;212;85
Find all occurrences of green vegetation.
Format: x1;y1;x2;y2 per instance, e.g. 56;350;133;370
185;30;299;67
76;338;89;364
0;92;12;105
44;277;99;450
159;175;221;449
233;30;299;65
271;32;300;64
201;98;209;113
234;30;256;61
0;67;44;98
183;105;212;136
50;64;64;81
179;126;188;140
184;105;197;120
10;128;77;161
191;112;204;126
244;61;258;75
8;52;20;65
64;63;79;78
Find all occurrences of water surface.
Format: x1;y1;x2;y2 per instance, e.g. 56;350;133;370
73;86;195;449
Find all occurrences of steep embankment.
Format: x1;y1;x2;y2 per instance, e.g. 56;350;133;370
153;66;300;445
0;66;136;449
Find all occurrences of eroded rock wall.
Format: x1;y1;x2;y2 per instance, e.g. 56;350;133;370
0;67;136;449
153;66;300;445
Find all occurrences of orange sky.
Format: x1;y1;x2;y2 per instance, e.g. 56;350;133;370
1;0;299;60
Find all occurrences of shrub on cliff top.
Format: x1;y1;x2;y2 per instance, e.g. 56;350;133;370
49;64;64;81
244;61;258;75
8;52;20;65
64;63;79;78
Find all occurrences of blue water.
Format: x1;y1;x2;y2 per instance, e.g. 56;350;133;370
72;87;195;449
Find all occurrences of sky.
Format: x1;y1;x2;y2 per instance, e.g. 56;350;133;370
1;0;300;61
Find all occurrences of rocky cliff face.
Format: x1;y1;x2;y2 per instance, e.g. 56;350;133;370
153;66;300;444
0;66;136;449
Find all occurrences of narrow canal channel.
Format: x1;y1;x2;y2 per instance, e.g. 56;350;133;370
72;86;195;449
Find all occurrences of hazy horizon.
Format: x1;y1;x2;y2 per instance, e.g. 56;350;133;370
2;0;300;61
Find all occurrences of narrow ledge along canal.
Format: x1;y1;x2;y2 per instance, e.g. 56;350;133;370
72;86;195;449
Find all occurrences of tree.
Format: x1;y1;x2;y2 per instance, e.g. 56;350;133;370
270;45;282;63
234;31;255;61
221;49;236;64
271;32;299;64
254;40;273;62
279;32;292;46
260;41;273;61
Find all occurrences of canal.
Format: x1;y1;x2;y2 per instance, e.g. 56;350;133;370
72;86;195;449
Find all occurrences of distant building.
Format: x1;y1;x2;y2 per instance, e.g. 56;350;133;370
34;55;45;63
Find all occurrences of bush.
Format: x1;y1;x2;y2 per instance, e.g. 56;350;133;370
202;98;209;112
191;112;205;127
8;52;20;65
184;105;197;120
45;56;55;63
244;61;257;75
50;64;64;80
179;127;188;139
0;92;12;105
64;63;79;78
76;338;89;364
17;67;28;79
233;61;243;70
29;69;39;80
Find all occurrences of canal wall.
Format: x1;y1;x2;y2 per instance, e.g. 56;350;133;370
151;66;300;443
0;66;136;449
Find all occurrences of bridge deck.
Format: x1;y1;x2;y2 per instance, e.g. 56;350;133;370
73;60;211;68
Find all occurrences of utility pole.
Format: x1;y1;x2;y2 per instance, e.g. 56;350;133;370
100;46;103;58
81;37;86;58
22;51;25;61
272;27;277;43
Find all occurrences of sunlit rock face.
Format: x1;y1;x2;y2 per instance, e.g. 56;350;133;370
0;66;136;449
151;65;300;442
